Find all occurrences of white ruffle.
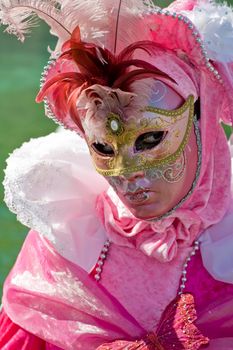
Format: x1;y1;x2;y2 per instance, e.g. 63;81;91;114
200;210;233;284
4;130;108;271
199;140;233;284
182;1;233;63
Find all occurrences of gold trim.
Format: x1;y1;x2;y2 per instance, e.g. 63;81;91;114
143;95;193;117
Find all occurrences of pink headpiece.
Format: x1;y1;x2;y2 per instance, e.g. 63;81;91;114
1;0;233;131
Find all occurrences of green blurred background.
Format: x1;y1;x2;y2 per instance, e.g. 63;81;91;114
0;0;232;297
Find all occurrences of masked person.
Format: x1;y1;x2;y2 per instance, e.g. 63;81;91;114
0;0;233;349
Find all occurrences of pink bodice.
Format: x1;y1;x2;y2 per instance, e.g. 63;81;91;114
100;243;190;330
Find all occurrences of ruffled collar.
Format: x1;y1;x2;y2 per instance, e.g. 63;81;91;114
96;188;202;263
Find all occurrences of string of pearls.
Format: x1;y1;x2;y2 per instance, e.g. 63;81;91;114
94;240;111;281
94;238;200;297
178;240;200;295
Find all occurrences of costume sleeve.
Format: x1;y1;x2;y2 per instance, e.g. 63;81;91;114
0;308;46;349
3;130;108;271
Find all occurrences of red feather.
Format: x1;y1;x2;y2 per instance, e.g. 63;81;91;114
37;25;176;133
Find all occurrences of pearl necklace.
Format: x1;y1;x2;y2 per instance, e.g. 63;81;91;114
178;240;200;294
93;239;200;295
94;240;111;281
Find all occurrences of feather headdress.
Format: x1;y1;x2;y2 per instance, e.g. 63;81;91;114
1;0;233;132
0;0;157;54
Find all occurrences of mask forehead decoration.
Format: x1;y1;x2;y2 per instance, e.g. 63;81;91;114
80;84;195;177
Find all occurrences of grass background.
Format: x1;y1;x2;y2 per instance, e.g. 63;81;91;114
0;0;232;296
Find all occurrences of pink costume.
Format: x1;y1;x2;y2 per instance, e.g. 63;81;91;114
0;0;233;349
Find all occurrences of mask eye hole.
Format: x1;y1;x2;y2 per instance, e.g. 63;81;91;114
92;142;115;157
135;131;166;152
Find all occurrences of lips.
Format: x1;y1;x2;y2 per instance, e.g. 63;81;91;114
125;190;150;203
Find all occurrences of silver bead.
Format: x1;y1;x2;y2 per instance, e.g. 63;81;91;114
94;274;100;281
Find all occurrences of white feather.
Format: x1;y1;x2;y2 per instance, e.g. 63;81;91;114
53;0;157;53
0;0;157;53
0;0;71;43
182;1;233;63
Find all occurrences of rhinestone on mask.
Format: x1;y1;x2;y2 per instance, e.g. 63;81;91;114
110;119;120;132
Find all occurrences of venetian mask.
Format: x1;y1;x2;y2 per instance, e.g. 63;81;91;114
79;81;199;219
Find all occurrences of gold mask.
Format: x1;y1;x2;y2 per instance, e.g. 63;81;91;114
86;95;194;176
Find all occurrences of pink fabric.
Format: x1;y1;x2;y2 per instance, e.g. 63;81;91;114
1;2;233;349
2;231;145;350
96;293;209;350
168;0;201;12
2;230;233;349
186;250;233;347
199;210;233;283
0;310;62;349
100;242;191;330
0;310;46;349
96;126;231;263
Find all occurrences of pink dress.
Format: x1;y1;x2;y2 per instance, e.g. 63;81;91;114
0;128;233;349
1;229;233;349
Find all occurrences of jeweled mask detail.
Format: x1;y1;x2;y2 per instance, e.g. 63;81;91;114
79;84;195;177
106;113;125;136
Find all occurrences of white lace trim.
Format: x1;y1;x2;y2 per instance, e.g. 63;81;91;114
4;130;108;271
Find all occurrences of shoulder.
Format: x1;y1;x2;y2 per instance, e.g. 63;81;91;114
4;130;108;269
